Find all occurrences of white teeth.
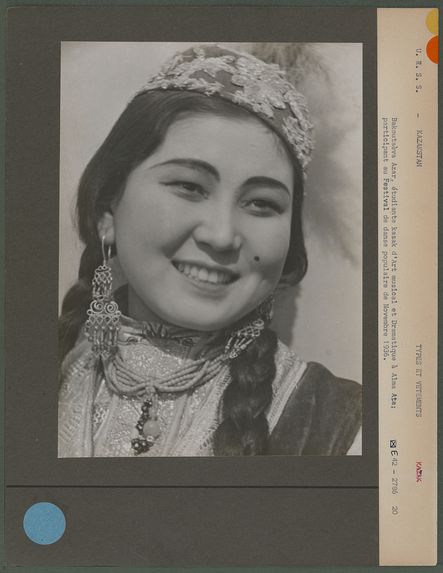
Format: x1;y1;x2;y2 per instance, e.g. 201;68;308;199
175;263;233;285
208;271;219;283
198;268;209;281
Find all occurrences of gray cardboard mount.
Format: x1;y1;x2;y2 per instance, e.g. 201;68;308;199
5;5;378;566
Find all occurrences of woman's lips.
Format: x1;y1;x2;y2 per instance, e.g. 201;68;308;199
173;261;238;285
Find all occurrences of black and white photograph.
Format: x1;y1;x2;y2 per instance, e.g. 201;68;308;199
6;5;439;566
58;41;363;458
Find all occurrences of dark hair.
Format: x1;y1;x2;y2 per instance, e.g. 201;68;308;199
59;89;308;455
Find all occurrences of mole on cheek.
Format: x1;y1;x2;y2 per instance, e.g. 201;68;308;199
254;256;260;262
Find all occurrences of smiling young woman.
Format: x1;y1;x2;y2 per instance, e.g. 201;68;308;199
58;45;361;457
103;114;294;331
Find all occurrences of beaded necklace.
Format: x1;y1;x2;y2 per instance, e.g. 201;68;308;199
103;342;226;454
100;311;267;455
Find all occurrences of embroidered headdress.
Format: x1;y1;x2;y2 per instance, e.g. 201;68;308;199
141;44;314;178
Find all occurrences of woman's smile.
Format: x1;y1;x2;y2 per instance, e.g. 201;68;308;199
102;114;294;330
174;265;235;297
173;260;238;286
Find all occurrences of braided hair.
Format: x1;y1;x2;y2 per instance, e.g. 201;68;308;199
59;90;307;455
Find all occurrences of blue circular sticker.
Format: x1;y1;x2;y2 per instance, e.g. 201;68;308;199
23;502;66;545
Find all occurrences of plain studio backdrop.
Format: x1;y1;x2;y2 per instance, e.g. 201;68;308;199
59;42;362;383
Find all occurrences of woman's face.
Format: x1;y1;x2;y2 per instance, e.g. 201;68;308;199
104;114;294;330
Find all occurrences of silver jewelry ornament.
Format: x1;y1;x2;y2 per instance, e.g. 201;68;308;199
85;236;121;357
224;294;274;360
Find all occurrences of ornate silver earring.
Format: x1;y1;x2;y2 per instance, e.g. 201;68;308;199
85;236;121;357
257;294;275;324
224;294;275;360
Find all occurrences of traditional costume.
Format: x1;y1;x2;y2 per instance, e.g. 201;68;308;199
59;44;361;457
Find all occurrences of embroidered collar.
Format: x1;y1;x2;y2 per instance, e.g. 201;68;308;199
118;314;223;349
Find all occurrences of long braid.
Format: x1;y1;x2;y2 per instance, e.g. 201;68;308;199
213;327;278;456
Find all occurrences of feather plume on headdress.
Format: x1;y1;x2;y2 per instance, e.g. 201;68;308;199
249;43;362;265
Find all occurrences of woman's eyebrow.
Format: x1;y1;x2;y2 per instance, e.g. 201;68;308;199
150;158;220;180
243;176;291;197
150;160;290;196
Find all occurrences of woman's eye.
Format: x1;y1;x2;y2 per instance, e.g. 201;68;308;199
164;181;206;198
246;198;283;215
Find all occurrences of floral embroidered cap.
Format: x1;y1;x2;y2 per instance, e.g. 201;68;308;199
141;44;314;178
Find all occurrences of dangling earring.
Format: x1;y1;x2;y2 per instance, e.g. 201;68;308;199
85;236;121;357
224;293;275;360
257;293;275;323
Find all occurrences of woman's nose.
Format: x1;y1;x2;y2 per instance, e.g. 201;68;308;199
192;205;243;252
